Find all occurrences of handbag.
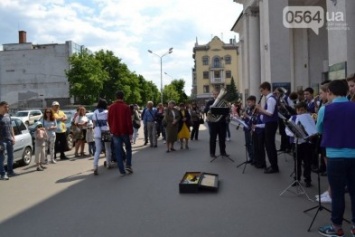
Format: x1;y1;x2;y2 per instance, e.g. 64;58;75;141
133;120;141;129
95;113;111;142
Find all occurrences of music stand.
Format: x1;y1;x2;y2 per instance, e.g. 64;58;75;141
235;118;251;173
279;120;313;201
209;107;234;163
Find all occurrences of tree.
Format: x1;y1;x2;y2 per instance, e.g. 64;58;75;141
162;79;187;103
66;49;108;105
226;77;240;102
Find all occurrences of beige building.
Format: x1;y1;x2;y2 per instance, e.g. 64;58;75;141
192;36;240;104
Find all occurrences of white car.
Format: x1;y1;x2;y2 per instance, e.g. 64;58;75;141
15;110;43;126
4;117;33;166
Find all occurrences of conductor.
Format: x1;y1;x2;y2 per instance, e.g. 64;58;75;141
204;89;229;159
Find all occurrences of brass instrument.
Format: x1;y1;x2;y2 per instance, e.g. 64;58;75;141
207;88;230;122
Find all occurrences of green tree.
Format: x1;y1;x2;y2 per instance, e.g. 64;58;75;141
66;49;108;105
162;79;187;103
226;77;240;102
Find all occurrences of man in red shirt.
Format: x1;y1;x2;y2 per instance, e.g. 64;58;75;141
108;91;133;176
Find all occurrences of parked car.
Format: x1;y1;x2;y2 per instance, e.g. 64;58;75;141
15;110;43;126
4;117;33;166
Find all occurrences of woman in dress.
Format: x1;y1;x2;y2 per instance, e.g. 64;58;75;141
74;106;88;157
43;108;57;163
92;99;111;175
163;101;181;152
177;103;191;149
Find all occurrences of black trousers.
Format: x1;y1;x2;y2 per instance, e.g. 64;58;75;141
190;121;200;140
209;121;227;156
278;118;291;151
294;142;312;183
253;131;265;167
264;121;278;170
55;132;68;158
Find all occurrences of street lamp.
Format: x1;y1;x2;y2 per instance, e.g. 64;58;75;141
148;47;173;104
164;72;175;80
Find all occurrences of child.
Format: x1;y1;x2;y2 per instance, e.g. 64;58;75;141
86;120;95;156
285;102;317;187
35;122;48;171
241;96;256;163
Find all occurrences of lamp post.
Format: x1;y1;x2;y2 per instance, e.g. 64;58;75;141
148;47;173;104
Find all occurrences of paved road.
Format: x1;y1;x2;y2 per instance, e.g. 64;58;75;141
0;123;352;237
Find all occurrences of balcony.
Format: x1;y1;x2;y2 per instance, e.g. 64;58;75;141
210;77;225;84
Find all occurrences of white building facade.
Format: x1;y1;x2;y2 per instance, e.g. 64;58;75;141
232;0;355;101
0;31;83;109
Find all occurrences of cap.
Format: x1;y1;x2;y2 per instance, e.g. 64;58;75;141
52;101;60;106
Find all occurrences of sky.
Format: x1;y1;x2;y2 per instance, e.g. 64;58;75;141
0;0;243;96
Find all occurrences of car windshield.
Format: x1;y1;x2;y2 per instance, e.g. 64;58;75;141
15;111;29;117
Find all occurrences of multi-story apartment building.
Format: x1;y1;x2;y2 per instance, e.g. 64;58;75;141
0;31;84;109
192;36;240;105
232;0;355;101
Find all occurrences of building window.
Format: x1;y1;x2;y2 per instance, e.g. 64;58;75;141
203;71;209;79
214;70;221;78
225;56;231;64
203;85;210;93
202;56;209;65
213;57;221;68
226;70;231;78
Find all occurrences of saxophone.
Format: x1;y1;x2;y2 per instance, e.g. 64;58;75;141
207;88;230;122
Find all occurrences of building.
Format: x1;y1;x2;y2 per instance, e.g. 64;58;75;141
232;0;355;102
192;36;240;105
0;31;84;109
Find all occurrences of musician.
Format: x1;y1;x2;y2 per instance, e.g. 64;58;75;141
274;87;293;153
256;82;279;174
317;80;355;236
241;96;256;163
285;102;315;187
304;87;316;113
204;89;229;158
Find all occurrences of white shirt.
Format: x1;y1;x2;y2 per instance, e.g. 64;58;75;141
92;109;109;138
265;93;277;115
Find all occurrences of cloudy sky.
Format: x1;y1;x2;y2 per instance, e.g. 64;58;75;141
0;0;242;95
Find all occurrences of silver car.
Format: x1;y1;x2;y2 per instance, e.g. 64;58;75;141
4;117;33;166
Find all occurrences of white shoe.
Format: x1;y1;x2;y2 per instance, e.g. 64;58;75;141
50;160;57;164
163;141;166;144
226;138;231;142
315;191;329;199
316;194;332;203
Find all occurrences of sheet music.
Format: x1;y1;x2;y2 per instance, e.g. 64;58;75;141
231;117;249;129
297;114;317;136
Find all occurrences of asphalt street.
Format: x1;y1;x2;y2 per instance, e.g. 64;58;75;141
0;122;352;237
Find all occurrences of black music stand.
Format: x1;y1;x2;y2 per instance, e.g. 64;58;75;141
209;107;234;163
235;119;251;173
279;120;312;201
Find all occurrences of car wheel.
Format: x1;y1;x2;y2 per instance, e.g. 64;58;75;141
20;147;32;166
67;133;74;150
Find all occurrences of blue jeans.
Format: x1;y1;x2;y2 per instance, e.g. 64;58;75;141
112;135;132;174
0;140;14;176
327;158;355;226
